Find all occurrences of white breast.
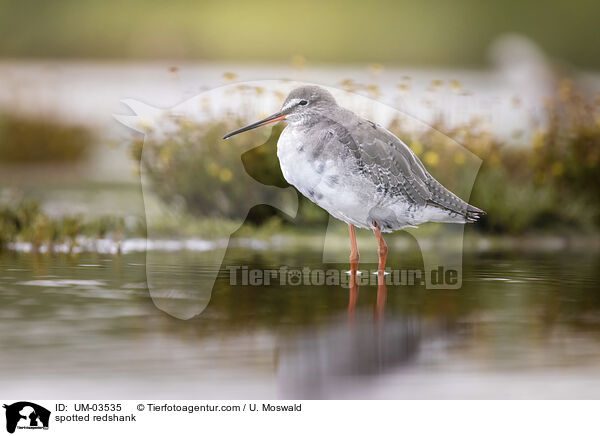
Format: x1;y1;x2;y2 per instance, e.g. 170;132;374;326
276;127;376;228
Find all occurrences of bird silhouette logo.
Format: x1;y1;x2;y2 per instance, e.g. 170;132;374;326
116;81;482;320
3;402;51;434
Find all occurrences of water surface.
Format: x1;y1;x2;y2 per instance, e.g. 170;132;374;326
1;247;599;399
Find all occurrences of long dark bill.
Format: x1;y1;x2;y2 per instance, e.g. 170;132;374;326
222;111;287;139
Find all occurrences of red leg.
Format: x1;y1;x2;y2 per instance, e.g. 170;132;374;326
373;223;388;274
373;223;388;318
348;224;359;272
347;224;359;319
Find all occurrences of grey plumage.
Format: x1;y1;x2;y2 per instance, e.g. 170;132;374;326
321;115;484;221
224;85;485;232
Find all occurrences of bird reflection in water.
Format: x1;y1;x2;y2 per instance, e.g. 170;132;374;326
277;266;455;399
347;222;387;322
347;267;386;322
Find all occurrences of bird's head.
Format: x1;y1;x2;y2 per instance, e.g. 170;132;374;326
223;85;337;139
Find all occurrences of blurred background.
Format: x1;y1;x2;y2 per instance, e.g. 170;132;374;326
1;0;600;242
1;0;600;399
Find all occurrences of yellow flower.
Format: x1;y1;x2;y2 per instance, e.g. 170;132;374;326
158;147;172;165
340;79;356;92
410;141;423;155
551;161;564;177
366;84;381;97
291;55;306;70
558;78;573;101
488;153;500;167
179;118;193;130
219;168;233;183
450;79;462;91
207;162;220;176
223;72;238;82
424;151;439;167
532;131;545;150
368;63;384;75
453;152;466;165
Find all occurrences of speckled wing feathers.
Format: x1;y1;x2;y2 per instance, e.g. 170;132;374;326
330;117;484;221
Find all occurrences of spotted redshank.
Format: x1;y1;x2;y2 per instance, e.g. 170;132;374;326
223;85;484;277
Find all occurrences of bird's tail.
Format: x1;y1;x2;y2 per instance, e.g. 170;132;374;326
465;204;485;223
424;177;485;223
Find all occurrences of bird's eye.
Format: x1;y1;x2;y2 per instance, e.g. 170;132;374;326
298;100;308;106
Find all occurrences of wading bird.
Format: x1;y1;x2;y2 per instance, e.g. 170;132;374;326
223;86;484;279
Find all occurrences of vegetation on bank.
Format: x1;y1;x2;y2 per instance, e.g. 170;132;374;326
1;76;599;252
0;198;129;252
435;78;599;234
0;112;93;162
132;78;600;236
